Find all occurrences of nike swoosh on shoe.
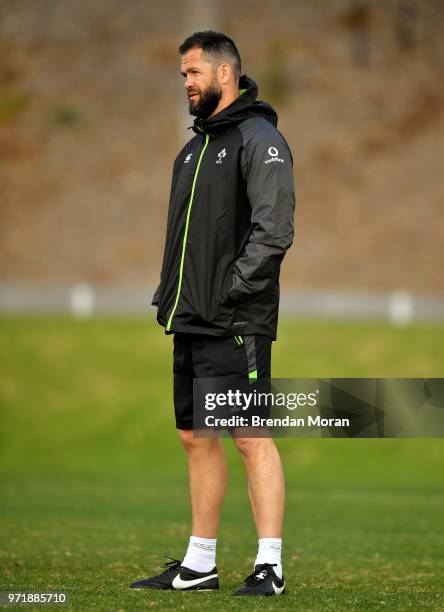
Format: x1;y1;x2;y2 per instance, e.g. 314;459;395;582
272;580;285;594
172;573;218;590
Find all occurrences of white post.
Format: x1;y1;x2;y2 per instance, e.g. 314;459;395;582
70;283;95;318
388;290;414;326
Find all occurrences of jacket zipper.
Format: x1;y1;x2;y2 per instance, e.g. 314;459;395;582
166;132;210;331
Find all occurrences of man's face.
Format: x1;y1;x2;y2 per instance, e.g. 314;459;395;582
180;47;222;119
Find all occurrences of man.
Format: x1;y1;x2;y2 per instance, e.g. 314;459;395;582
130;31;295;597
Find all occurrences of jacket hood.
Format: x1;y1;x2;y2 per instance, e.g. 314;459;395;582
191;74;278;136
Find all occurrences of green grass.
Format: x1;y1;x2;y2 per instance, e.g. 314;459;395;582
1;316;443;610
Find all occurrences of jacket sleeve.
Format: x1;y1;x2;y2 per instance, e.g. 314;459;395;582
226;122;295;304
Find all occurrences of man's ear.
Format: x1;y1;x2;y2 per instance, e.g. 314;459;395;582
218;62;232;86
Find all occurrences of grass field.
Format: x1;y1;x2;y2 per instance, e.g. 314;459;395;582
1;316;443;610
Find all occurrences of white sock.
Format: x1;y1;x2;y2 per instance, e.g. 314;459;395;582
182;536;217;573
255;537;283;579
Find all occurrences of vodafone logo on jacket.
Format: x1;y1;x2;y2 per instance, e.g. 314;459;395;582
265;146;284;164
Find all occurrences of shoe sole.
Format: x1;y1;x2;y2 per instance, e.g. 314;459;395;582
130;588;219;591
130;586;219;591
234;588;286;596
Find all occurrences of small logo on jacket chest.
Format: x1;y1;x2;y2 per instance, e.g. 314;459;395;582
184;153;193;164
216;148;227;164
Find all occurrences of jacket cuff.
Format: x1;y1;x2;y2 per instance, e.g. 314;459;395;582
151;286;161;307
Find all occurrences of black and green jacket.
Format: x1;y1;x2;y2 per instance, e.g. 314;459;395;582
151;75;295;340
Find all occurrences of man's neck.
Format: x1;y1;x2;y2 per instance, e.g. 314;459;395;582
209;89;240;119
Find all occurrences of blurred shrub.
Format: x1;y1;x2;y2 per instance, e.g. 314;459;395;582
50;104;82;127
0;89;31;122
259;40;291;106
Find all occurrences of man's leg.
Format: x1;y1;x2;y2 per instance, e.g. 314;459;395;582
233;335;284;538
173;334;228;572
233;436;285;538
231;336;286;596
231;435;286;596
178;430;228;538
129;334;224;591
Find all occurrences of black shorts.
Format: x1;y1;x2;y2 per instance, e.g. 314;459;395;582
173;333;273;430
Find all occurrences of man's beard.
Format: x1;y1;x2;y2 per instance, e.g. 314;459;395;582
188;82;222;119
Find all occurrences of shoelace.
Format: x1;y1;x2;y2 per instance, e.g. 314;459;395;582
244;563;277;585
162;556;181;573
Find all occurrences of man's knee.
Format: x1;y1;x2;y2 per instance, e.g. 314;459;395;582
178;428;193;445
233;436;274;457
178;429;219;453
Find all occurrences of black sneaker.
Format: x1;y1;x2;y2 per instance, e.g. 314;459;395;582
233;563;285;596
129;557;219;591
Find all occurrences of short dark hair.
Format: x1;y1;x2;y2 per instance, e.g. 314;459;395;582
178;30;241;80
